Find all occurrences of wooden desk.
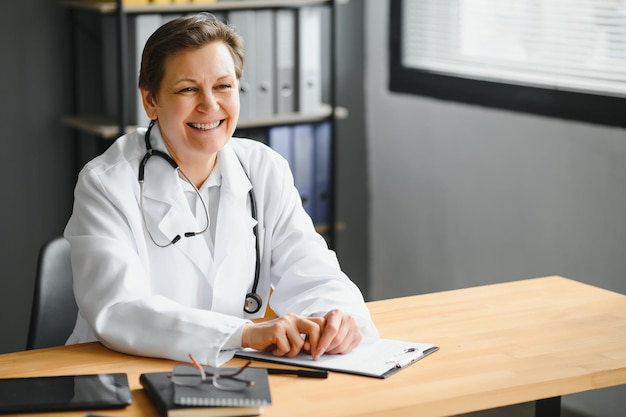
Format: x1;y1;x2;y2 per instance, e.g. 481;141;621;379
2;276;626;417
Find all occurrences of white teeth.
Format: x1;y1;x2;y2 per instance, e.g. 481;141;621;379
189;121;220;130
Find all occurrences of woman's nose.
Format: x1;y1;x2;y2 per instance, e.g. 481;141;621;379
198;92;219;112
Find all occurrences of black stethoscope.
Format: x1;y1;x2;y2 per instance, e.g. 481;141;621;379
138;120;263;314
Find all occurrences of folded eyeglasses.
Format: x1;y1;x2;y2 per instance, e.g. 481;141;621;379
170;355;255;392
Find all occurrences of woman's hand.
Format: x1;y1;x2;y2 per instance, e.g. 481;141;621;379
242;313;322;357
310;309;362;360
241;309;362;360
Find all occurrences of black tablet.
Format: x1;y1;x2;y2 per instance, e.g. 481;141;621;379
0;373;132;414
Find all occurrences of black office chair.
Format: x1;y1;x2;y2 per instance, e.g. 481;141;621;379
26;237;78;350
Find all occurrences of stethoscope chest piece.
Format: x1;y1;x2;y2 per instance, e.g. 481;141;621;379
244;292;263;314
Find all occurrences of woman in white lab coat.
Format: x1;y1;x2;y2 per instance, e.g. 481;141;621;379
64;13;378;367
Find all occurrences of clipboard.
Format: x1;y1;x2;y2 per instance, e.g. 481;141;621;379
235;339;439;379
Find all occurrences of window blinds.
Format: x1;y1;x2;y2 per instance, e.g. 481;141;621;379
402;0;626;98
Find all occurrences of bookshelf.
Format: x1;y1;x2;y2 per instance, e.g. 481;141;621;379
61;0;330;14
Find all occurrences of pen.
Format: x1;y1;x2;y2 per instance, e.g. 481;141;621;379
83;415;123;417
394;348;422;368
394;356;418;369
267;368;328;379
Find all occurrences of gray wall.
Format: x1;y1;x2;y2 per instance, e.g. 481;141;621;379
0;1;75;353
365;1;626;416
0;1;369;353
334;1;370;298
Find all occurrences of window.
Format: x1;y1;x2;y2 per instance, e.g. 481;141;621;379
389;0;626;127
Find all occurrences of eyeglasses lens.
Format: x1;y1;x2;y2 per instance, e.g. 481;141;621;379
212;375;251;391
171;370;203;387
171;365;252;392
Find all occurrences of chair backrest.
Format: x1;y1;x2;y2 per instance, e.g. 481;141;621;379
26;237;78;350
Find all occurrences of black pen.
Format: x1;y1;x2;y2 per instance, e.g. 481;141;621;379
266;368;328;379
83;415;123;417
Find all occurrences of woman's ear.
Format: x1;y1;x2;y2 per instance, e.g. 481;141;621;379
140;88;158;121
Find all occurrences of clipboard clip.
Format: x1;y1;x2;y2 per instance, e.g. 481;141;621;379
385;347;423;369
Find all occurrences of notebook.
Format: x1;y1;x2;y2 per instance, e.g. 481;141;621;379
235;338;439;379
140;367;271;417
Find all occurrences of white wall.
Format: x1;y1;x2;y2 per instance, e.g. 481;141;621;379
365;1;626;416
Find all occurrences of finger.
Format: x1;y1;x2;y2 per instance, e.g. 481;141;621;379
284;324;306;357
273;314;316;358
299;317;323;355
271;331;292;357
288;317;323;357
303;319;324;353
324;314;359;353
313;310;341;360
326;328;362;355
268;315;300;356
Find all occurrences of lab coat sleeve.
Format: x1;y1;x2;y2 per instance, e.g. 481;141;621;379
257;151;379;342
65;160;248;367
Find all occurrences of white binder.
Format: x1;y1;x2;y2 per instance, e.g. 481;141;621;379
275;9;296;114
228;11;257;122
297;7;322;113
253;10;275;119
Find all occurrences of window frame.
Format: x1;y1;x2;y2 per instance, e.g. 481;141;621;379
388;0;626;128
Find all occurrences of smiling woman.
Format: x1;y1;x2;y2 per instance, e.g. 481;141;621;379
141;41;241;187
138;15;244;187
63;12;379;369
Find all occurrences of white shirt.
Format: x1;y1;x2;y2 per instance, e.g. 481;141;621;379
181;161;221;255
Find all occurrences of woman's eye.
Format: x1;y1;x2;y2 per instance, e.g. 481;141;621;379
216;84;232;90
178;87;195;93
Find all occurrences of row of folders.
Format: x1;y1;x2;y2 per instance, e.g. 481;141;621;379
103;6;329;129
240;122;332;227
118;1;227;4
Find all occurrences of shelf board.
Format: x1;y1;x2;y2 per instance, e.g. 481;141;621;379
62;105;333;139
60;0;331;14
237;105;333;129
61;115;135;139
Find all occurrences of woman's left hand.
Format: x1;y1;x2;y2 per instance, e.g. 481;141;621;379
310;309;362;360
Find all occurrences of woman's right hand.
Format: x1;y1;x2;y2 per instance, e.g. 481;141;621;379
241;313;324;358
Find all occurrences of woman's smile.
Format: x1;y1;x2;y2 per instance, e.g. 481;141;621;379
188;120;222;130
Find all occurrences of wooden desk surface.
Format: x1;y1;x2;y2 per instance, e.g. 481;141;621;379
2;276;626;417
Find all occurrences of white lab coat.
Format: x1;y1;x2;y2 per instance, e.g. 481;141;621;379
64;123;378;366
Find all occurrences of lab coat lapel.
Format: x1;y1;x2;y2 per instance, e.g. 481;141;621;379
140;125;212;277
210;145;257;315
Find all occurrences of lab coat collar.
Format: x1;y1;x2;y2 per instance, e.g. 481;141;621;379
139;123;211;275
140;124;253;202
217;140;253;200
140;123;182;205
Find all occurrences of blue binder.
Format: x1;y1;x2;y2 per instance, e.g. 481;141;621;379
268;125;293;167
314;122;331;226
293;124;315;219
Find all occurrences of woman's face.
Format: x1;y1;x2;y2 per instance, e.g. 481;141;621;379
141;41;240;166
